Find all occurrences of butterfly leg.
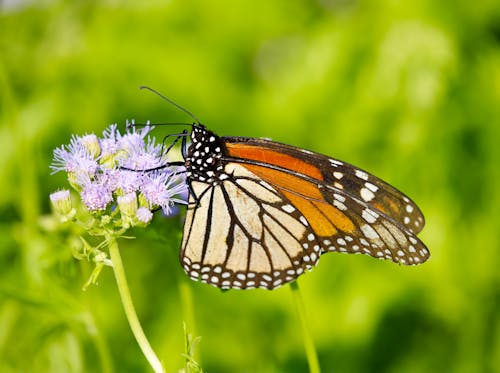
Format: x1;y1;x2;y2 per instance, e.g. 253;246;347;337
186;180;201;209
159;131;189;157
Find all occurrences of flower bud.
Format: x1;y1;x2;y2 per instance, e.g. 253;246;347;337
136;207;153;225
81;134;101;159
50;190;74;217
117;192;138;218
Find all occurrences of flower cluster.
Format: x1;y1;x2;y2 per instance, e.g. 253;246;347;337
50;122;188;227
49;122;188;289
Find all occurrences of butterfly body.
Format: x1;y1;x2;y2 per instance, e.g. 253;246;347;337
180;124;429;290
184;125;226;184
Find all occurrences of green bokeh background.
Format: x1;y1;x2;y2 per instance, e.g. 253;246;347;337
1;1;500;372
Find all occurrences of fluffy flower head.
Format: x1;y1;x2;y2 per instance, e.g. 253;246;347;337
50;123;188;225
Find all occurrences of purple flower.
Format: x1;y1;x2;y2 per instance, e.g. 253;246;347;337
80;180;113;211
96;168;121;193
102;124;119;143
140;171;188;214
51;136;99;179
122;171;146;194
113;169;144;194
117;125;165;170
99;125;120;162
51;122;188;220
116;121;152;154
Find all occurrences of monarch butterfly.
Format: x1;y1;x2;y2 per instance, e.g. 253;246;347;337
143;88;429;290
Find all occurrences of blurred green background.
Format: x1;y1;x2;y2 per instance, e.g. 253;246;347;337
1;0;500;372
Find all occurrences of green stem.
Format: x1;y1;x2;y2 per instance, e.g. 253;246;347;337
179;280;201;369
179;281;196;345
107;234;165;373
290;282;321;373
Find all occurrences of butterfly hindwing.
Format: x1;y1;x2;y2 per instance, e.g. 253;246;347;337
180;163;322;290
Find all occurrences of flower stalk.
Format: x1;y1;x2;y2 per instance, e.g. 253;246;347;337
290;282;321;373
107;233;165;373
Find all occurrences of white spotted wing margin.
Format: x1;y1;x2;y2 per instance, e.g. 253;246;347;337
317;186;430;266
180;163;320;290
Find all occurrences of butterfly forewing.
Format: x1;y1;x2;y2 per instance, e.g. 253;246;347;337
223;137;425;234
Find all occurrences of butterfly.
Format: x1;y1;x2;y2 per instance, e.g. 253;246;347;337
143;87;429;290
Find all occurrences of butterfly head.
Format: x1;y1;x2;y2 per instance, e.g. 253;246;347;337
185;125;226;183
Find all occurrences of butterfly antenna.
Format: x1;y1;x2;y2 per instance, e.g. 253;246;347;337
139;86;201;124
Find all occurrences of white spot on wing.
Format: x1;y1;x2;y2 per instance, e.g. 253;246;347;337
365;182;378;192
237;273;246;280
355;170;369;180
362;209;377;223
334;200;347;211
330;159;344;166
360;188;375;202
262;274;272;282
333;171;344;179
333;193;346;203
